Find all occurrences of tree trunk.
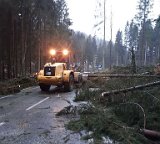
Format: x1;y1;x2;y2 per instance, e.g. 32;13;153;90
101;81;160;97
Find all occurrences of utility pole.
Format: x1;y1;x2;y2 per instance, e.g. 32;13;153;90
103;0;106;70
38;2;41;71
109;8;112;70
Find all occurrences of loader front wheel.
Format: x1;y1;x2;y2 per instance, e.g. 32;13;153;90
39;83;51;92
64;74;74;92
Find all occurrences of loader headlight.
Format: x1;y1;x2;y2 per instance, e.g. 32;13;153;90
50;49;56;56
63;49;69;56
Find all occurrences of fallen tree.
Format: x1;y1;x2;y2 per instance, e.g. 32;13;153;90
102;81;160;97
66;70;160;143
88;73;160;79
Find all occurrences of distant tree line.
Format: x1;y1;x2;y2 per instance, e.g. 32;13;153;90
1;0;160;80
72;0;160;71
71;32;97;71
0;0;71;80
103;0;160;68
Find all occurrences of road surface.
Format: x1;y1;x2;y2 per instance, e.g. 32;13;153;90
0;86;87;144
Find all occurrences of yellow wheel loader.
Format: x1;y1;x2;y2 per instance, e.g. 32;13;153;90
37;49;82;92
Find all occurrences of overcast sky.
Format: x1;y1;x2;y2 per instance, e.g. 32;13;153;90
66;0;160;41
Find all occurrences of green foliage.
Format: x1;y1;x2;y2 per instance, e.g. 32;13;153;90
75;82;101;102
67;119;86;132
67;67;160;143
75;89;90;102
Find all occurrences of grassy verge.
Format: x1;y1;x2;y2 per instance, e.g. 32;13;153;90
0;77;37;95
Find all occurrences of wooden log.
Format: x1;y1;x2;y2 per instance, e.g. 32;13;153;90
114;122;160;141
88;73;160;78
140;129;160;141
102;81;160;97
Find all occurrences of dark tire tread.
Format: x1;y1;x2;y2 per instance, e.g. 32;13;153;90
39;83;50;91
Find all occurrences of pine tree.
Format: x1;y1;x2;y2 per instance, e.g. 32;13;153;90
135;0;153;66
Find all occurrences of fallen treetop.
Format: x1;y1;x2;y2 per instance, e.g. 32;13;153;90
102;81;160;97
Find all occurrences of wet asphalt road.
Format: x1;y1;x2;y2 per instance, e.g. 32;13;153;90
0;86;87;144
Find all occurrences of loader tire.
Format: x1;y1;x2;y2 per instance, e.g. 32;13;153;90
64;74;74;92
39;83;51;92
